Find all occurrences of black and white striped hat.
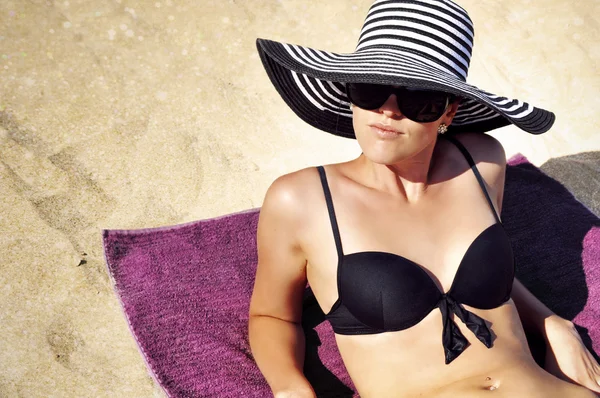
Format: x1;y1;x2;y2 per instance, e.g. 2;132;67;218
256;0;555;139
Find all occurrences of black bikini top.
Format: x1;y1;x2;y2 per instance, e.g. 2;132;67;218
317;135;515;364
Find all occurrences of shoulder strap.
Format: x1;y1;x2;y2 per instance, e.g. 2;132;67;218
316;166;344;258
441;135;501;223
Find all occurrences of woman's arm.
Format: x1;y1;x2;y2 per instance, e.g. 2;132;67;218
248;174;316;398
512;277;600;393
511;277;561;337
458;133;600;392
456;134;559;333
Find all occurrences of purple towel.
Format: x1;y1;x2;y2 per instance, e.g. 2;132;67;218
102;157;599;398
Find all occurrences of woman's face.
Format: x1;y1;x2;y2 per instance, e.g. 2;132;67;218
352;90;460;165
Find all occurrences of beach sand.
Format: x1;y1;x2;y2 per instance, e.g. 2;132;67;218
0;0;598;396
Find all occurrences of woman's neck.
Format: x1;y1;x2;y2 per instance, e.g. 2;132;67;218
356;137;439;202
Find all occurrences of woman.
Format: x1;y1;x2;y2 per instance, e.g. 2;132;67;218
248;0;600;396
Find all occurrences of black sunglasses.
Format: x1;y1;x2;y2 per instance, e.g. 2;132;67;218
346;83;455;123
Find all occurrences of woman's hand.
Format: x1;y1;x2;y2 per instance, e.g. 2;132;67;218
543;315;600;394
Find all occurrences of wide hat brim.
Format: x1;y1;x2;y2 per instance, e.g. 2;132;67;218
256;38;555;139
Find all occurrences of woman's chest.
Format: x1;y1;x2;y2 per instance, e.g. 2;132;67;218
303;202;507;315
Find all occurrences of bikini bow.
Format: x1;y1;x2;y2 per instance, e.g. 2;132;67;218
439;294;493;364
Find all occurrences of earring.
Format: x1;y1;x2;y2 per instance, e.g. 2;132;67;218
437;123;448;135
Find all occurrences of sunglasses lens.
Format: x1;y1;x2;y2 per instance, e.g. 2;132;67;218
346;83;391;110
400;90;450;122
346;83;451;122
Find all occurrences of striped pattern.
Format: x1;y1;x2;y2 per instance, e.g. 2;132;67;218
256;0;555;138
357;0;474;80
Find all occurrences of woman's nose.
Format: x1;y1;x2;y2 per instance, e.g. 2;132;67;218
379;93;403;118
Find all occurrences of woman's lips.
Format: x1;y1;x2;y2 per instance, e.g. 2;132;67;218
370;123;404;138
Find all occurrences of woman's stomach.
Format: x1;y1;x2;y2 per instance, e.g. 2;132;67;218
334;299;595;397
426;359;597;398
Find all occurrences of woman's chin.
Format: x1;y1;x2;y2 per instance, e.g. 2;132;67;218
362;147;409;165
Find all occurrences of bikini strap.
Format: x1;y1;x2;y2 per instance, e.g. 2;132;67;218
316;166;344;259
441;135;502;223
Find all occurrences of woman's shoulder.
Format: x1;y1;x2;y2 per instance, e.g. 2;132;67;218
265;165;322;197
449;132;507;168
260;166;328;224
445;132;508;199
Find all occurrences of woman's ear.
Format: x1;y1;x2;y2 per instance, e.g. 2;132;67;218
445;98;461;124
